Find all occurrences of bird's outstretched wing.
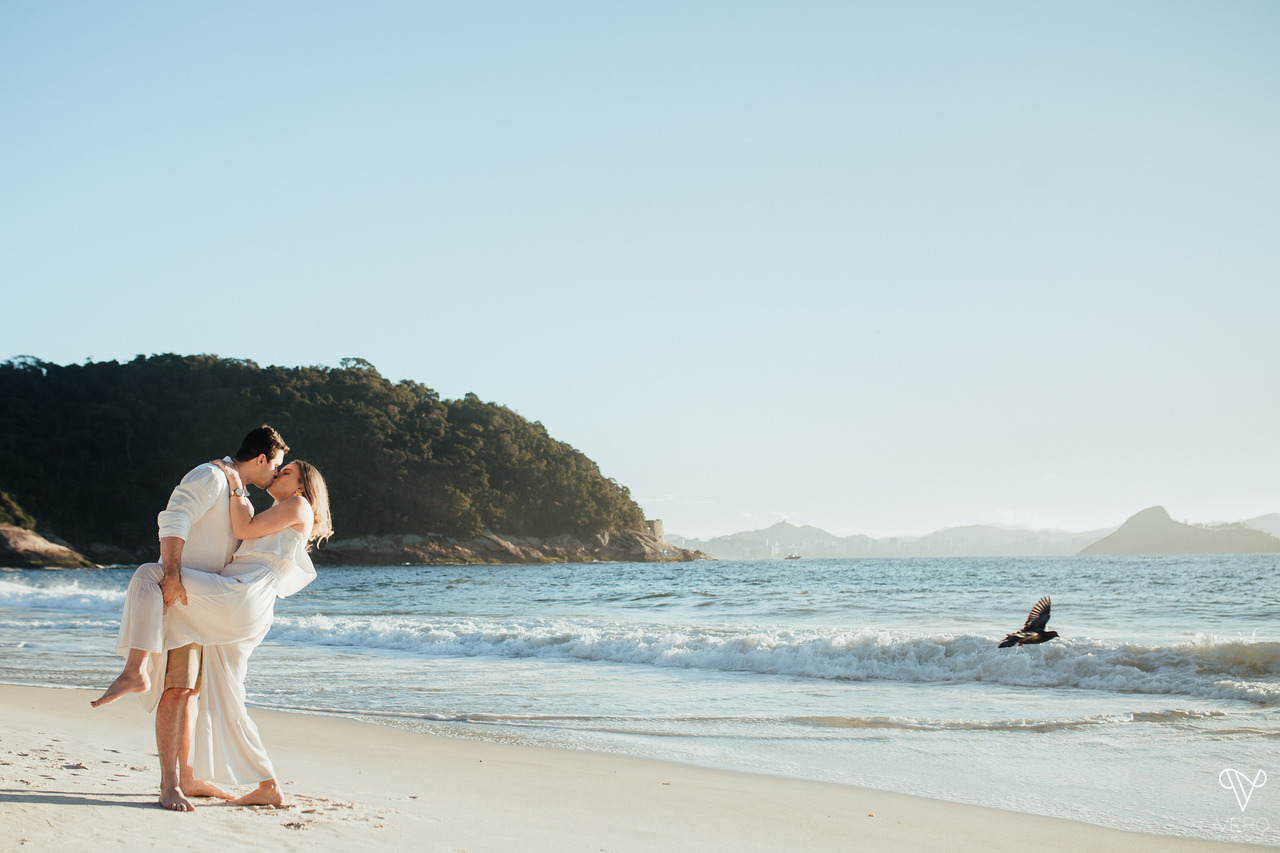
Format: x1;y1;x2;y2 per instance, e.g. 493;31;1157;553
1022;597;1051;633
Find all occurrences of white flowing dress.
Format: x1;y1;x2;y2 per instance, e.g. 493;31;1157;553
114;526;316;786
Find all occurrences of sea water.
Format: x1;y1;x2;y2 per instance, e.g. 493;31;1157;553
2;555;1277;843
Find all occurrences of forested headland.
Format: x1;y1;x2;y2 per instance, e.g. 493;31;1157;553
0;355;652;563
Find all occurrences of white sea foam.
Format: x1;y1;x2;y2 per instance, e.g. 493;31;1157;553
0;617;119;630
269;614;1280;704
792;709;1225;732
243;703;1226;736
0;577;124;612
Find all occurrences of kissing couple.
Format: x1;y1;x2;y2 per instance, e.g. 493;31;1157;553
92;425;332;811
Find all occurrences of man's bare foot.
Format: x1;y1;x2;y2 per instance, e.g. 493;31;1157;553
230;780;283;807
91;671;149;708
159;786;195;812
182;779;233;799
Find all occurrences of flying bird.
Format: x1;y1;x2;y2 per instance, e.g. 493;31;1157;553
997;597;1059;648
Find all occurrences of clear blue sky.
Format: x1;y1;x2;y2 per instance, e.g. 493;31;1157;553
4;1;1278;538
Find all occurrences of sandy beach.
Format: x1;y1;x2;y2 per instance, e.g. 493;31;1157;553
1;684;1269;853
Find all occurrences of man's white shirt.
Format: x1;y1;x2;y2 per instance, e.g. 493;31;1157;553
156;457;241;572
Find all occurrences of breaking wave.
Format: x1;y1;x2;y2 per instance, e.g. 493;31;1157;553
269;614;1280;704
0;577;125;613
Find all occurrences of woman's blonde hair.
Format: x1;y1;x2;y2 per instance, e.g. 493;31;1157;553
292;460;333;549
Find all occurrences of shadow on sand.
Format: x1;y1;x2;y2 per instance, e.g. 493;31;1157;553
0;787;165;809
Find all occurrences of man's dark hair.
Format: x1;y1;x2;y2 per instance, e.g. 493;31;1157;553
233;425;290;463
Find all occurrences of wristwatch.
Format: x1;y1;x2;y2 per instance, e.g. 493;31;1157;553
231;487;247;498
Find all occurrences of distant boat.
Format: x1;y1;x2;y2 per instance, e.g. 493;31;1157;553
784;553;801;560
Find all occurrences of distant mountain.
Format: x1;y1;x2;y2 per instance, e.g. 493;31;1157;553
1078;506;1280;555
671;507;1280;559
671;520;1111;559
909;524;1108;557
1243;512;1280;539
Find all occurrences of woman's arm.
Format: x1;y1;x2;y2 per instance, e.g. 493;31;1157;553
231;494;312;540
212;460;312;540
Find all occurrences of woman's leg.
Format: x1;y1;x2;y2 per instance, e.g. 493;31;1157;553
194;639;282;803
91;562;263;708
90;647;151;707
91;563;167;707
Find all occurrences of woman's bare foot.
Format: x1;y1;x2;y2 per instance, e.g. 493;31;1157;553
159;786;195;812
91;670;150;707
182;779;233;799
230;779;283;807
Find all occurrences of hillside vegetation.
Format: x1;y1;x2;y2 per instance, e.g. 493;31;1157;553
0;355;644;556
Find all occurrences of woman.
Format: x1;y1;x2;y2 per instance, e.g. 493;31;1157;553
92;460;332;806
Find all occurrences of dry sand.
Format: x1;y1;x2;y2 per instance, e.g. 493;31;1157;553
0;683;1269;852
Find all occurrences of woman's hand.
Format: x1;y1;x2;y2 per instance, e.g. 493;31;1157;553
210;459;244;492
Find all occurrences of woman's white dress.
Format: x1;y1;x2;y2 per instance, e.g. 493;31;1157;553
114;526;316;786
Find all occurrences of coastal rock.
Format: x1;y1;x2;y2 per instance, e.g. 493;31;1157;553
314;528;708;566
1078;506;1280;555
0;523;97;568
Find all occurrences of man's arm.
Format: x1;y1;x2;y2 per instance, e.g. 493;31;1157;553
156;464;223;607
159;536;188;607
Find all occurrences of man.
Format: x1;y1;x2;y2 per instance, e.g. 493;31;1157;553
151;424;288;812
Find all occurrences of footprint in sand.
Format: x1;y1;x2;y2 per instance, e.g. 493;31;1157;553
273;795;392;829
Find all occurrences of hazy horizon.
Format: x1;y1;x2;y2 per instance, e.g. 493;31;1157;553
5;2;1278;542
668;505;1280;542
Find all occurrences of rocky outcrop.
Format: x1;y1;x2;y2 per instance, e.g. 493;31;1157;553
1079;506;1280;555
0;523;97;568
313;528;708;566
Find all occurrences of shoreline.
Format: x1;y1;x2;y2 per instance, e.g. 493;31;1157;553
0;526;708;570
2;683;1271;852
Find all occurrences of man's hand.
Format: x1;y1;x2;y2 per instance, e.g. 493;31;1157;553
161;572;188;607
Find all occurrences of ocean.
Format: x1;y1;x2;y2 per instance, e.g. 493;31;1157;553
2;555;1276;844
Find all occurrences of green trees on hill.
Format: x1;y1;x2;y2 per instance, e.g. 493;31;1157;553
0;355;644;552
0;491;36;529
